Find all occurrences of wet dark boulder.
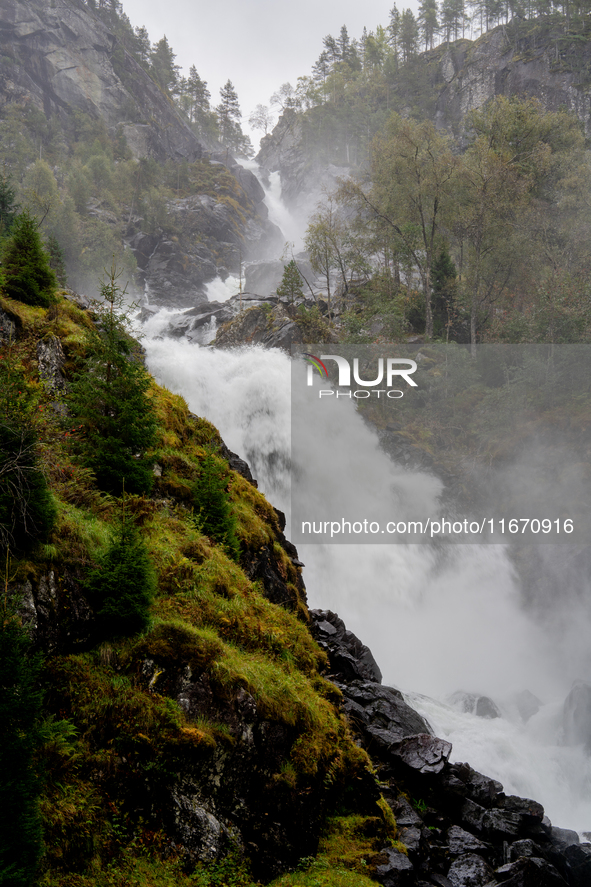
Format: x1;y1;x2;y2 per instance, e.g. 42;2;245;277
163;302;236;339
309;608;589;887
447;826;491;857
310;608;383;683
447;852;493;886
448;691;501;720
213;303;305;352
374;846;416;886
493;856;567;886
512;690;542;724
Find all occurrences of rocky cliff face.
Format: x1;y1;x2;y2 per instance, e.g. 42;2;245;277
436;23;591;138
129;158;283;309
0;0;283;307
0;0;201;163
258;21;591;202
257;111;350;213
311;608;591;887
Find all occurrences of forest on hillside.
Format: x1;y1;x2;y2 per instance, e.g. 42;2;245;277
298;94;591;346
0;0;590;340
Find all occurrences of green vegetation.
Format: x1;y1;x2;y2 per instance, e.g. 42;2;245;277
83;505;157;639
2;211;57;308
5;4;591;884
0;605;44;886
276;260;305;306
67;268;157;495
315;96;591;345
267;812;400;887
0;102;253;297
263;7;591;170
0;343;56;553
191;452;240;559
0;237;385;885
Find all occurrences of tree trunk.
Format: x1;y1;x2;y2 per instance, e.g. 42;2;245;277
470;301;477;357
423;270;433;339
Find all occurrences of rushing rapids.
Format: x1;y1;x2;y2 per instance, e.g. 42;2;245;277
138;158;591;838
141;312;591;836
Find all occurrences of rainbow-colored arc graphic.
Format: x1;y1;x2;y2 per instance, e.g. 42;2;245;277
302;353;328;377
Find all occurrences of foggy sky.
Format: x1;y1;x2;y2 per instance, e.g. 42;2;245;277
120;0;419;147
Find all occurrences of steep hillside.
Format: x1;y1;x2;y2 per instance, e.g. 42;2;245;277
0;0;279;303
3;284;591;887
0;284;389;885
0;0;201;162
258;17;591;208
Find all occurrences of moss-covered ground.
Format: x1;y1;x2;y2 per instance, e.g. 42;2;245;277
1;291;394;886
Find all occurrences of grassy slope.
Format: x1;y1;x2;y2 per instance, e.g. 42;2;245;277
1;290;398;886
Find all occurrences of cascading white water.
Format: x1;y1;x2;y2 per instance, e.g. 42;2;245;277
240;159;308;252
204;275;241;303
144;329;291;509
141;312;591;835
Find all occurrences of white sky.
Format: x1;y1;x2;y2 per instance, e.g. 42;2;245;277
120;0;419;147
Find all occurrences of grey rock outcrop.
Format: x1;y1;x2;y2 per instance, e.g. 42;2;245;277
0;1;288;311
258;23;591;205
0;0;202;163
135;180;283;308
309;608;591;887
213;303;304;351
15;569;94;652
257;110;351;211
435;25;591;138
37;335;67;392
0;307;17;342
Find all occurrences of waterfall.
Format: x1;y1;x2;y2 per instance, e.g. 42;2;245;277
240;159;309;252
204;274;241;303
142;313;591;836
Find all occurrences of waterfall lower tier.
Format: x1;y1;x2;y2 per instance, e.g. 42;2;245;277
142;314;591;835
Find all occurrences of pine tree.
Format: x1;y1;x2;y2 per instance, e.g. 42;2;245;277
192;453;239;560
133;25;151;66
0;175;19;237
217;80;241;147
0;607;44;886
2;211;57;307
322;34;340;67
276;260;305;306
312;50;331;89
400;9;419;61
419;0;439;49
150;35;180;95
187;66;211;124
441;0;468;39
388;5;401;68
338;25;351;61
0;347;56;553
67;267;157;496
84;506;157;638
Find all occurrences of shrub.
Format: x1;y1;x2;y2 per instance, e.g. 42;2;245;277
84;507;157;639
192;453;239;559
67;267;157;495
2;210;57;307
0;611;44;886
